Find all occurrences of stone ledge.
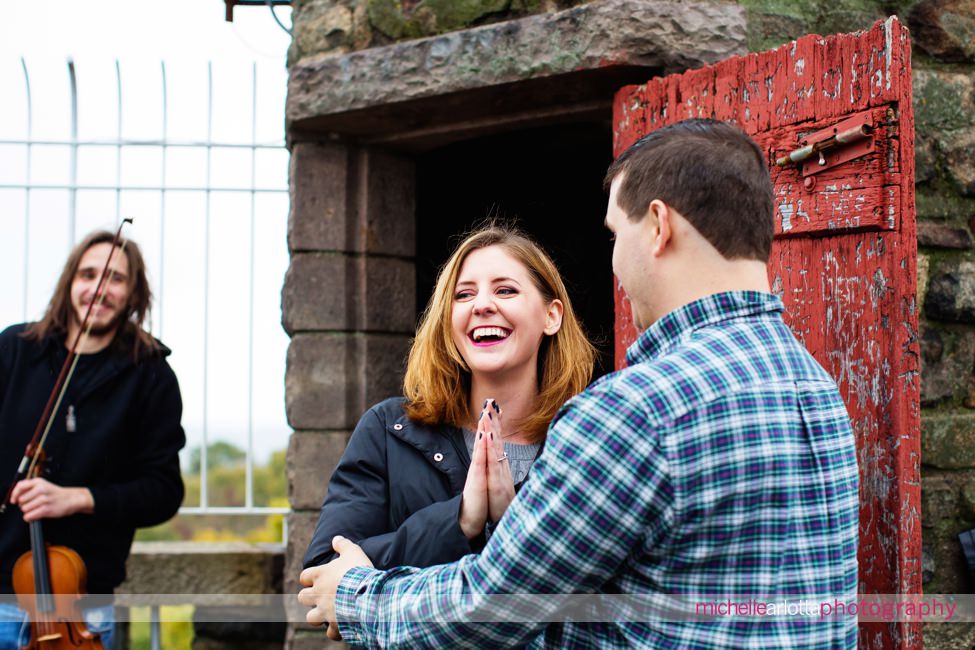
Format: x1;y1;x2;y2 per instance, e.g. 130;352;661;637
287;0;746;145
118;541;285;597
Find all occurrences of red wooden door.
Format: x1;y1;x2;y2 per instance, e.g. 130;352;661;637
612;17;919;650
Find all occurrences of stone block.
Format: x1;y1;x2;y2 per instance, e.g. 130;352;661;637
919;253;930;306
119;542;284;596
292;1;356;60
923;623;975;650
288;431;352;510
283;253;352;333
288;143;353;253
909;0;975;62
922;544;936;585
922;472;961;524
287;626;347;650
916;132;938;184
287;0;746;123
286;333;411;430
363;254;416;330
918;220;974;249
363;149;416;257
284;512;321;628
922;411;975;469
913;69;974;135
920;324;975;405
282;252;416;334
368;0;510;38
945;126;975;196
924;260;975;323
193;611;286;649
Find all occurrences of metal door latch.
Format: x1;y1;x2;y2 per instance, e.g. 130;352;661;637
775;113;874;176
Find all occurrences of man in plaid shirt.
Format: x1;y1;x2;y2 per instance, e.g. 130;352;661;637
299;119;859;649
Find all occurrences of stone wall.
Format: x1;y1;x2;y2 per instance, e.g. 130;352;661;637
285;0;975;648
288;0;587;63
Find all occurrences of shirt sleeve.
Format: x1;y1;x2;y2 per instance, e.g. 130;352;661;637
334;382;675;648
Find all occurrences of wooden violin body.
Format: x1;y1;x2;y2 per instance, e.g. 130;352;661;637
12;521;104;650
13;540;104;650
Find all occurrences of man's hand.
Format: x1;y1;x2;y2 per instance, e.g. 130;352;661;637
9;478;94;522
298;535;373;641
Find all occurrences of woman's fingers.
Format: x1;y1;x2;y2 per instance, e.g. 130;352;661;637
460;407;491;539
484;400;516;524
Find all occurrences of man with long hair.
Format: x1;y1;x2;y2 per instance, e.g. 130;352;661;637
298;119;858;649
0;230;185;650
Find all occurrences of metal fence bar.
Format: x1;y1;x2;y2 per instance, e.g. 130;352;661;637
245;62;257;510
180;506;289;515
67;60;78;242
0;183;286;192
114;60;122;224
200;61;213;511
0;138;283;148
19;58;32;322
158;62;168;341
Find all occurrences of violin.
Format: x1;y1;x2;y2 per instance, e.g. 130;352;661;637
2;220;132;649
11;453;104;649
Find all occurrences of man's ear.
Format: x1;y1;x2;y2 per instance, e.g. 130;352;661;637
647;199;672;257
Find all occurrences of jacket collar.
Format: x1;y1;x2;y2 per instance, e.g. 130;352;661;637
386;409;470;494
34;330;168;403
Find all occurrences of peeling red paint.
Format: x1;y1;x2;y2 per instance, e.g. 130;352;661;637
613;17;919;649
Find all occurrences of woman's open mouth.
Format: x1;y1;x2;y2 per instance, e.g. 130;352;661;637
469;326;511;347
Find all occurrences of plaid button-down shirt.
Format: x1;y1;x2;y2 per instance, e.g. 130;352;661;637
335;291;859;649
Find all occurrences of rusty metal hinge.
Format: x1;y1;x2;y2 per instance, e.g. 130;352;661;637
775;113;874;177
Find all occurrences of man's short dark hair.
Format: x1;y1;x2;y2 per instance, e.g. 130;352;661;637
604;118;774;262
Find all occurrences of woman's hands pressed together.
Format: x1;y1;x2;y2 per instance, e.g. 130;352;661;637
459;399;517;539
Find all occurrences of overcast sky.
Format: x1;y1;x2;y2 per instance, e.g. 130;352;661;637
0;1;295;472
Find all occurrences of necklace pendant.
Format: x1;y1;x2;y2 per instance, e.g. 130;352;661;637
66;405;77;433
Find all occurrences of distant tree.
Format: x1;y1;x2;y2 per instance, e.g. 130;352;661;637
187;440;246;473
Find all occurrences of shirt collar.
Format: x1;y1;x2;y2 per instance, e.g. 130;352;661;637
625;291;784;366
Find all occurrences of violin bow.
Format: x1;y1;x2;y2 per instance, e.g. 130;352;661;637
1;218;133;512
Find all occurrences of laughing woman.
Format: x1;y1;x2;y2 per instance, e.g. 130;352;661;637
303;223;596;569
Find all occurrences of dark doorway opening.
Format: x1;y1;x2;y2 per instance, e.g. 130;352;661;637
415;121;616;379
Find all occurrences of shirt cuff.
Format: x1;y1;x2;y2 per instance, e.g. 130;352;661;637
335;565;384;644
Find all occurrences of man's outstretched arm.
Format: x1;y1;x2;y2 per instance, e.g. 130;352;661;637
299;383;671;649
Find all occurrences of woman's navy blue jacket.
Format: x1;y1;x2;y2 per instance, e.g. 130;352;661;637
303;397;479;569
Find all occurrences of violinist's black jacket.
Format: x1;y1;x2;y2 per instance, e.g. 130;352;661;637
0;323;185;595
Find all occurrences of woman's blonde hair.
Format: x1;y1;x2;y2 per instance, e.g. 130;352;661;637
404;222;596;443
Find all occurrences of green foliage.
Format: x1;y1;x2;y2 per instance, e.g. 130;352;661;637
128;606;194;650
187;440;246;473
135;444;287;543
